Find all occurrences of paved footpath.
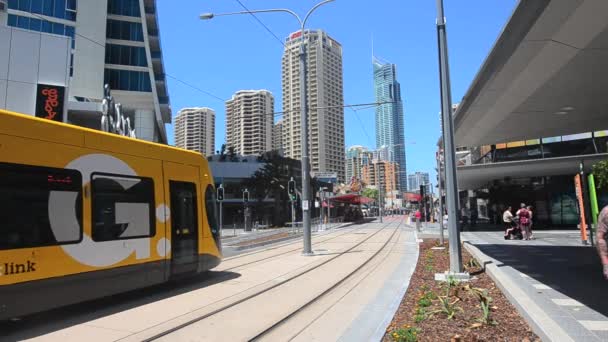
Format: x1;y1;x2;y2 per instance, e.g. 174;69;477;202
463;231;608;342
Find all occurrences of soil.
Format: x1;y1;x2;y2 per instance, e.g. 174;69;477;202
384;240;540;342
231;232;293;247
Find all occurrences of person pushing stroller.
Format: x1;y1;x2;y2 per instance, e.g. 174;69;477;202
503;206;522;240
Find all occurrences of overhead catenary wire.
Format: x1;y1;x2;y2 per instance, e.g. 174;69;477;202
230;0;377;147
24;6;392;125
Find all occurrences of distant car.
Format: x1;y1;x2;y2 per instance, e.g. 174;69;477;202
362;208;369;217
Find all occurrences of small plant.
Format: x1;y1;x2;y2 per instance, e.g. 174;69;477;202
446;275;460;288
418;295;432;307
413;306;426;323
465;285;497;325
465;258;480;270
478;300;497;325
428;295;462;320
391;325;419;342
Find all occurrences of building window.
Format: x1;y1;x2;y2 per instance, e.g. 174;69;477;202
91;173;155;242
107;0;140;17
0;162;83;250
9;0;77;21
104;69;152;92
105;43;147;67
106;19;144;42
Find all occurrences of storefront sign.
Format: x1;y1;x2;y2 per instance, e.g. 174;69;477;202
35;84;65;122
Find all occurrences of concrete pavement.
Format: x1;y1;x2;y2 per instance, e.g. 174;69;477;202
463;231;608;342
3;218;418;342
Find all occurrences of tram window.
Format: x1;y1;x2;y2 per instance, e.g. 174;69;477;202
91;173;155;241
204;185;220;242
0;162;83;250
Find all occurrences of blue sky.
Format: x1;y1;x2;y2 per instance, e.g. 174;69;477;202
157;0;517;185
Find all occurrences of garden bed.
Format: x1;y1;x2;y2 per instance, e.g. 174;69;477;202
384;240;540;341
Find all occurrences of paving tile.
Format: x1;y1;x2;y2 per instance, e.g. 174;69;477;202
579;320;608;331
591;330;608;341
533;284;552;290
569;309;608;322
557;319;602;337
552;299;584;306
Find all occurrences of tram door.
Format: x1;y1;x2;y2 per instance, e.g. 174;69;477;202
164;162;201;277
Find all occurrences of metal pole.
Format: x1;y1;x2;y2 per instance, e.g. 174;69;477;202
438;152;445;244
219;200;223;231
580;161;595;246
291;199;296;233
378;162;383;223
436;0;462;273
218;184;223;232
299;29;313;255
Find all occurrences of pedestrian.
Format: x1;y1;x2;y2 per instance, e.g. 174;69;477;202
415;209;422;232
471;207;478;228
516;203;532;240
503;206;519;239
527;205;535;239
596;205;608;280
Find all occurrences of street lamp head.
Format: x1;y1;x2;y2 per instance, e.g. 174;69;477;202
199;13;214;20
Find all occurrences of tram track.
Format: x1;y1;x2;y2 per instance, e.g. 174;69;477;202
250;220;404;341
220;224;368;272
133;219;401;342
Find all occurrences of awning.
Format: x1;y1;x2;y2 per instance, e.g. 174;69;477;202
457;153;607;189
454;0;608;147
321;201;335;208
329;194;374;205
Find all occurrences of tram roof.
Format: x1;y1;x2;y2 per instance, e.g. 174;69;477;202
0;109;204;166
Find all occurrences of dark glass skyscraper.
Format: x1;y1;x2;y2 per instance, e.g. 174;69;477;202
373;57;406;190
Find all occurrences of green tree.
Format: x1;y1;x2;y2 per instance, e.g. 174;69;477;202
242;151;301;226
362;187;379;200
593;160;608;190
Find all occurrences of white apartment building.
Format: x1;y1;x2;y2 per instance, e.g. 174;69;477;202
174;107;215;156
225;89;273;156
272;118;283;154
2;0;171;143
345;145;372;182
282;29;345;182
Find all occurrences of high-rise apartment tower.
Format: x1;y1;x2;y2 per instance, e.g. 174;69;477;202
272;119;283;154
345;145;373;182
225;90;273;156
282;29;345;182
174;107;215;156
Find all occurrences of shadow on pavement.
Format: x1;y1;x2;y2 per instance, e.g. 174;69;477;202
0;270;241;340
474;243;608;317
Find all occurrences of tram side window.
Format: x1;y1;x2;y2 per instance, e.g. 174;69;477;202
0;162;83;250
91;173;155;241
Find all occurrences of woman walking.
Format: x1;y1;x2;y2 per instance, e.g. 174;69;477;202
527;205;534;239
517;203;532;240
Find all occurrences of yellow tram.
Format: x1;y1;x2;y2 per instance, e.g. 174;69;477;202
0;109;222;320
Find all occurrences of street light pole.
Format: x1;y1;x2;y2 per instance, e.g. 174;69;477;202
200;0;335;256
437;151;445;245
436;0;462;273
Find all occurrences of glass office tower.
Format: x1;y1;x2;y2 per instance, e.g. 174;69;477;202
373;57;406;190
